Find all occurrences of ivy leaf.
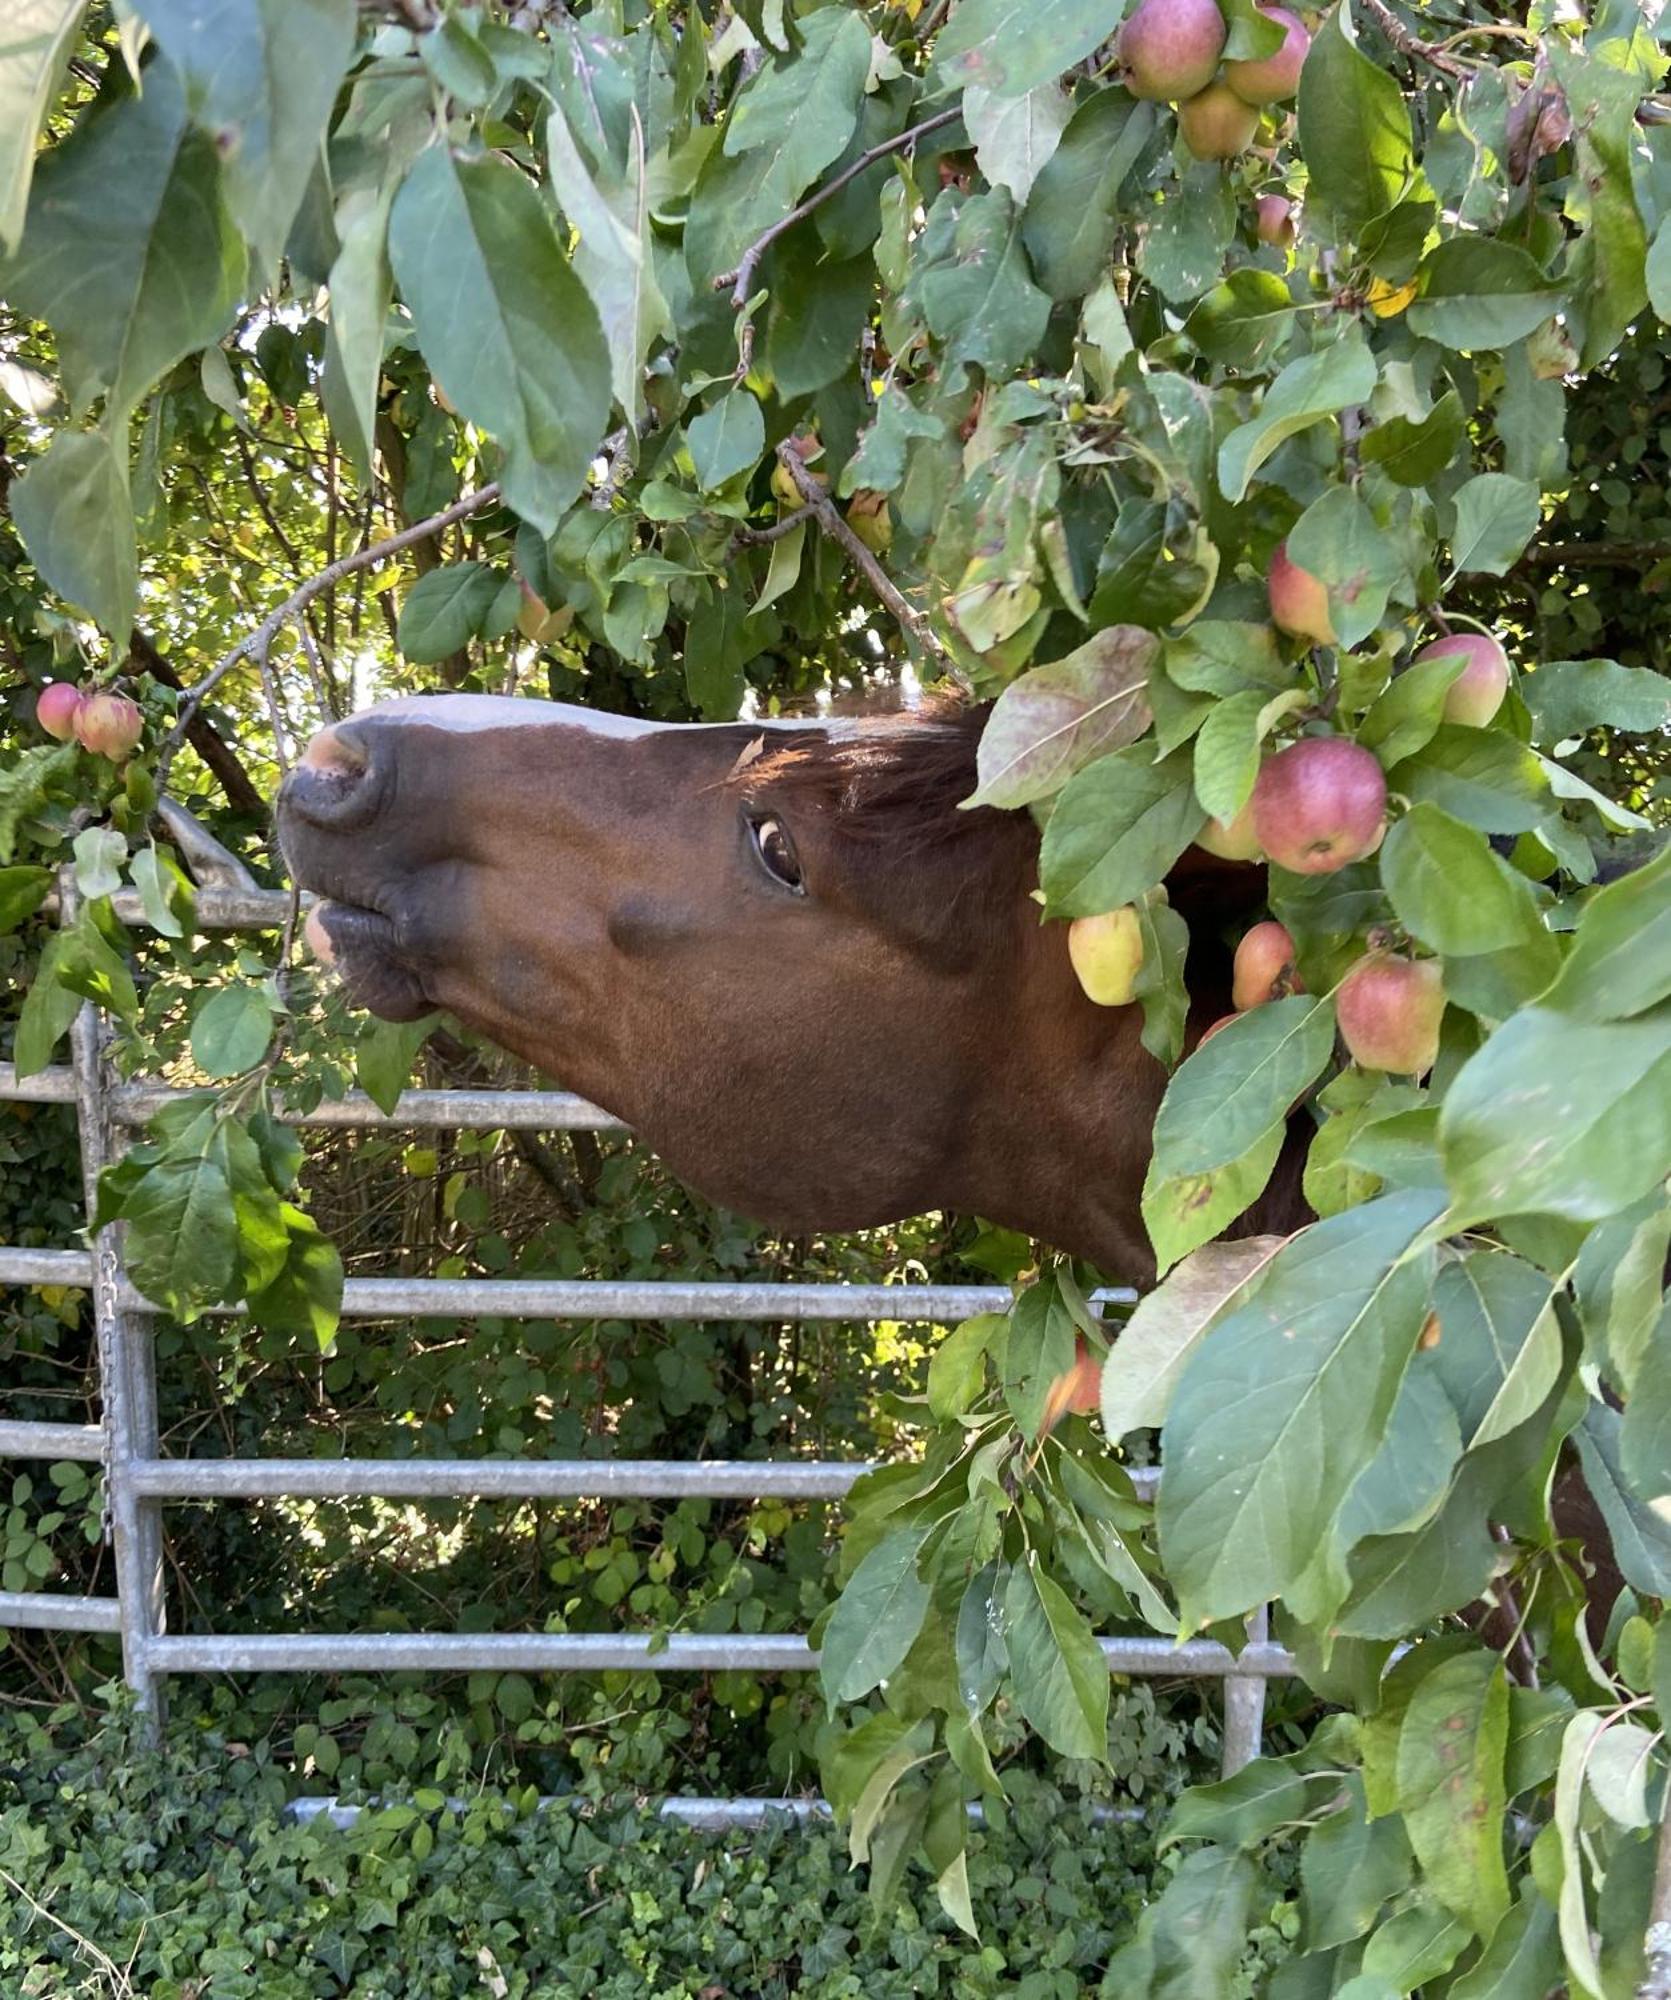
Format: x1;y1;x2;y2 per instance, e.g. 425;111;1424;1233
1296;6;1414;239
190;983;276;1078
1217;332;1377;502
934;0;1126;98
1002;1556;1108;1760
1158;1189;1445;1626
1449;473;1540;576
1406;239;1563;351
130;0;356;272
965;625;1156;809
686;390;765;492
1;57;246;419
389;145;610;533
819;1527;932;1703
10;429;137;646
0;0;87;255
1038;744;1204;918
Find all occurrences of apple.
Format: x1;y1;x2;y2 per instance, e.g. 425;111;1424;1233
1268;540;1335;645
1232;920;1302;1011
846;489;892;555
1250;737;1387;875
1178;82;1261;161
1196;798;1265;861
1414;631;1510;728
1068;905;1145;1006
1039;1335;1106;1437
1337;954;1446;1075
36;681;83;742
73;691;143;760
1119;0;1227;101
1255;194;1294;247
1197;1012;1237;1047
770;433;827;506
1224;6;1310;102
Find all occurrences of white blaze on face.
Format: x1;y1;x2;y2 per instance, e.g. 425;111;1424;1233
342;692;886;741
303;904;337;966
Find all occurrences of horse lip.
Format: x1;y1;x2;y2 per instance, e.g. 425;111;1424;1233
306;901;430;1020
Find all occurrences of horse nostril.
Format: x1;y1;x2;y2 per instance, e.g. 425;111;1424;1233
280;723;388;832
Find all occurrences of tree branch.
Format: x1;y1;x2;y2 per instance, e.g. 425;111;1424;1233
1516;540;1671;570
156;482;503;796
773;443;948;666
734;502;819;546
1356;0;1470;77
713;105;963;322
128;629;265;815
1644;1789;1671;2000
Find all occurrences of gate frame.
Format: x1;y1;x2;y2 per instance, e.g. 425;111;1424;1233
1;876;1287;1803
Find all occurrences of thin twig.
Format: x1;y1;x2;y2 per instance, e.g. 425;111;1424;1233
714;105;962;316
734;502;819;546
156;482;502;795
1356;0;1470;77
0;1865;134;1996
588;427;633;510
773;443;948;666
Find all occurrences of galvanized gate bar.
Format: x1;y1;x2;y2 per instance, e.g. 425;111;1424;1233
145;1631;1295;1677
0;1419;106;1461
0;1590;124;1634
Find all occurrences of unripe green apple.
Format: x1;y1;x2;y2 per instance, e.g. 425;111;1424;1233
1414;631;1511;728
1250;737;1387;875
846;489;892;554
1196;798;1265;861
1224;5;1310;102
1178;81;1261;160
1268;539;1334;645
1068;905;1145;1006
1119;0;1227;101
1232;920;1302;1011
36;681;83;741
1337;954;1446;1075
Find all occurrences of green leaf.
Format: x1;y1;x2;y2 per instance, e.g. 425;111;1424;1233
321;180;396;484
1430;1249;1559;1447
1540;842;1671;1023
1359;391;1464;486
1520;658;1671;745
1190;689;1268;824
686;390;765;491
191;984;276;1078
1158;1189;1444;1625
1300;1776;1413;1951
1360;1903;1471;1991
1101;1236;1287;1438
1575;1405;1671;1599
389;145;610;533
131;0;356;270
1387;727;1549;836
954;1562;1008;1717
819;1526;932;1703
1148;996;1336;1182
934;0;1126;98
127;844;185;940
965;82;1071;205
356;1014;438;1117
1449;473;1540;577
920;188;1051;381
1132;887;1191;1068
928;1311;1002;1422
0;864;51;931
1621;1309;1671;1497
1447;1886;1560;1999
10;429;137;647
838;389;945;496
1038;744;1204;918
1217;332;1377;502
1104;1846;1259;1997
1002;1556;1108;1760
1184;267;1298;371
1144;1121;1287;1279
1356;653;1467;768
247;1206;343;1351
1165;619;1290;699
13;930;81;1077
1285;484;1404;649
1396;1650;1511;1936
1023;91;1154;301
1296;6;1414;239
396;563;503;663
1406;239;1563;352
71;827;125;902
1440;1006;1671;1226
123;1150;240;1320
965;625;1156;809
1002;1278;1077;1441
722;6;871;186
1137;161;1236;305
1553;1709;1610;2000
1162;1754;1341;1852
1;58;246;420
1380;804;1545;957
0;0;87;256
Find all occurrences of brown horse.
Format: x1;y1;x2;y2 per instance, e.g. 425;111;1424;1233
276;692;1307;1286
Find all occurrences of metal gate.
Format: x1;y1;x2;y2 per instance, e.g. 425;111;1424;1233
1;869;1293;1811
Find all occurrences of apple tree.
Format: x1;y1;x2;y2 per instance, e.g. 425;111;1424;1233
2;0;1670;1989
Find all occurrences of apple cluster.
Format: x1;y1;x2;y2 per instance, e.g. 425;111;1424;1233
1119;0;1309;162
35;681;145;760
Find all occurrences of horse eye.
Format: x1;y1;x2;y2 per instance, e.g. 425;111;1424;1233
749;814;804;894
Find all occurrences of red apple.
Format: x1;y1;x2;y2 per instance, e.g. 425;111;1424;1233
1178;81;1261;160
1250;737;1387;876
1225;6;1310;102
1039;1335;1106;1437
1414;632;1511;729
1068;905;1145;1007
1119;0;1227;101
1232;920;1303;1011
1255;194;1294;247
1269;540;1335;645
1197;1011;1237;1047
1337;955;1446;1075
1196;798;1265;861
73;691;143;760
36;681;83;742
